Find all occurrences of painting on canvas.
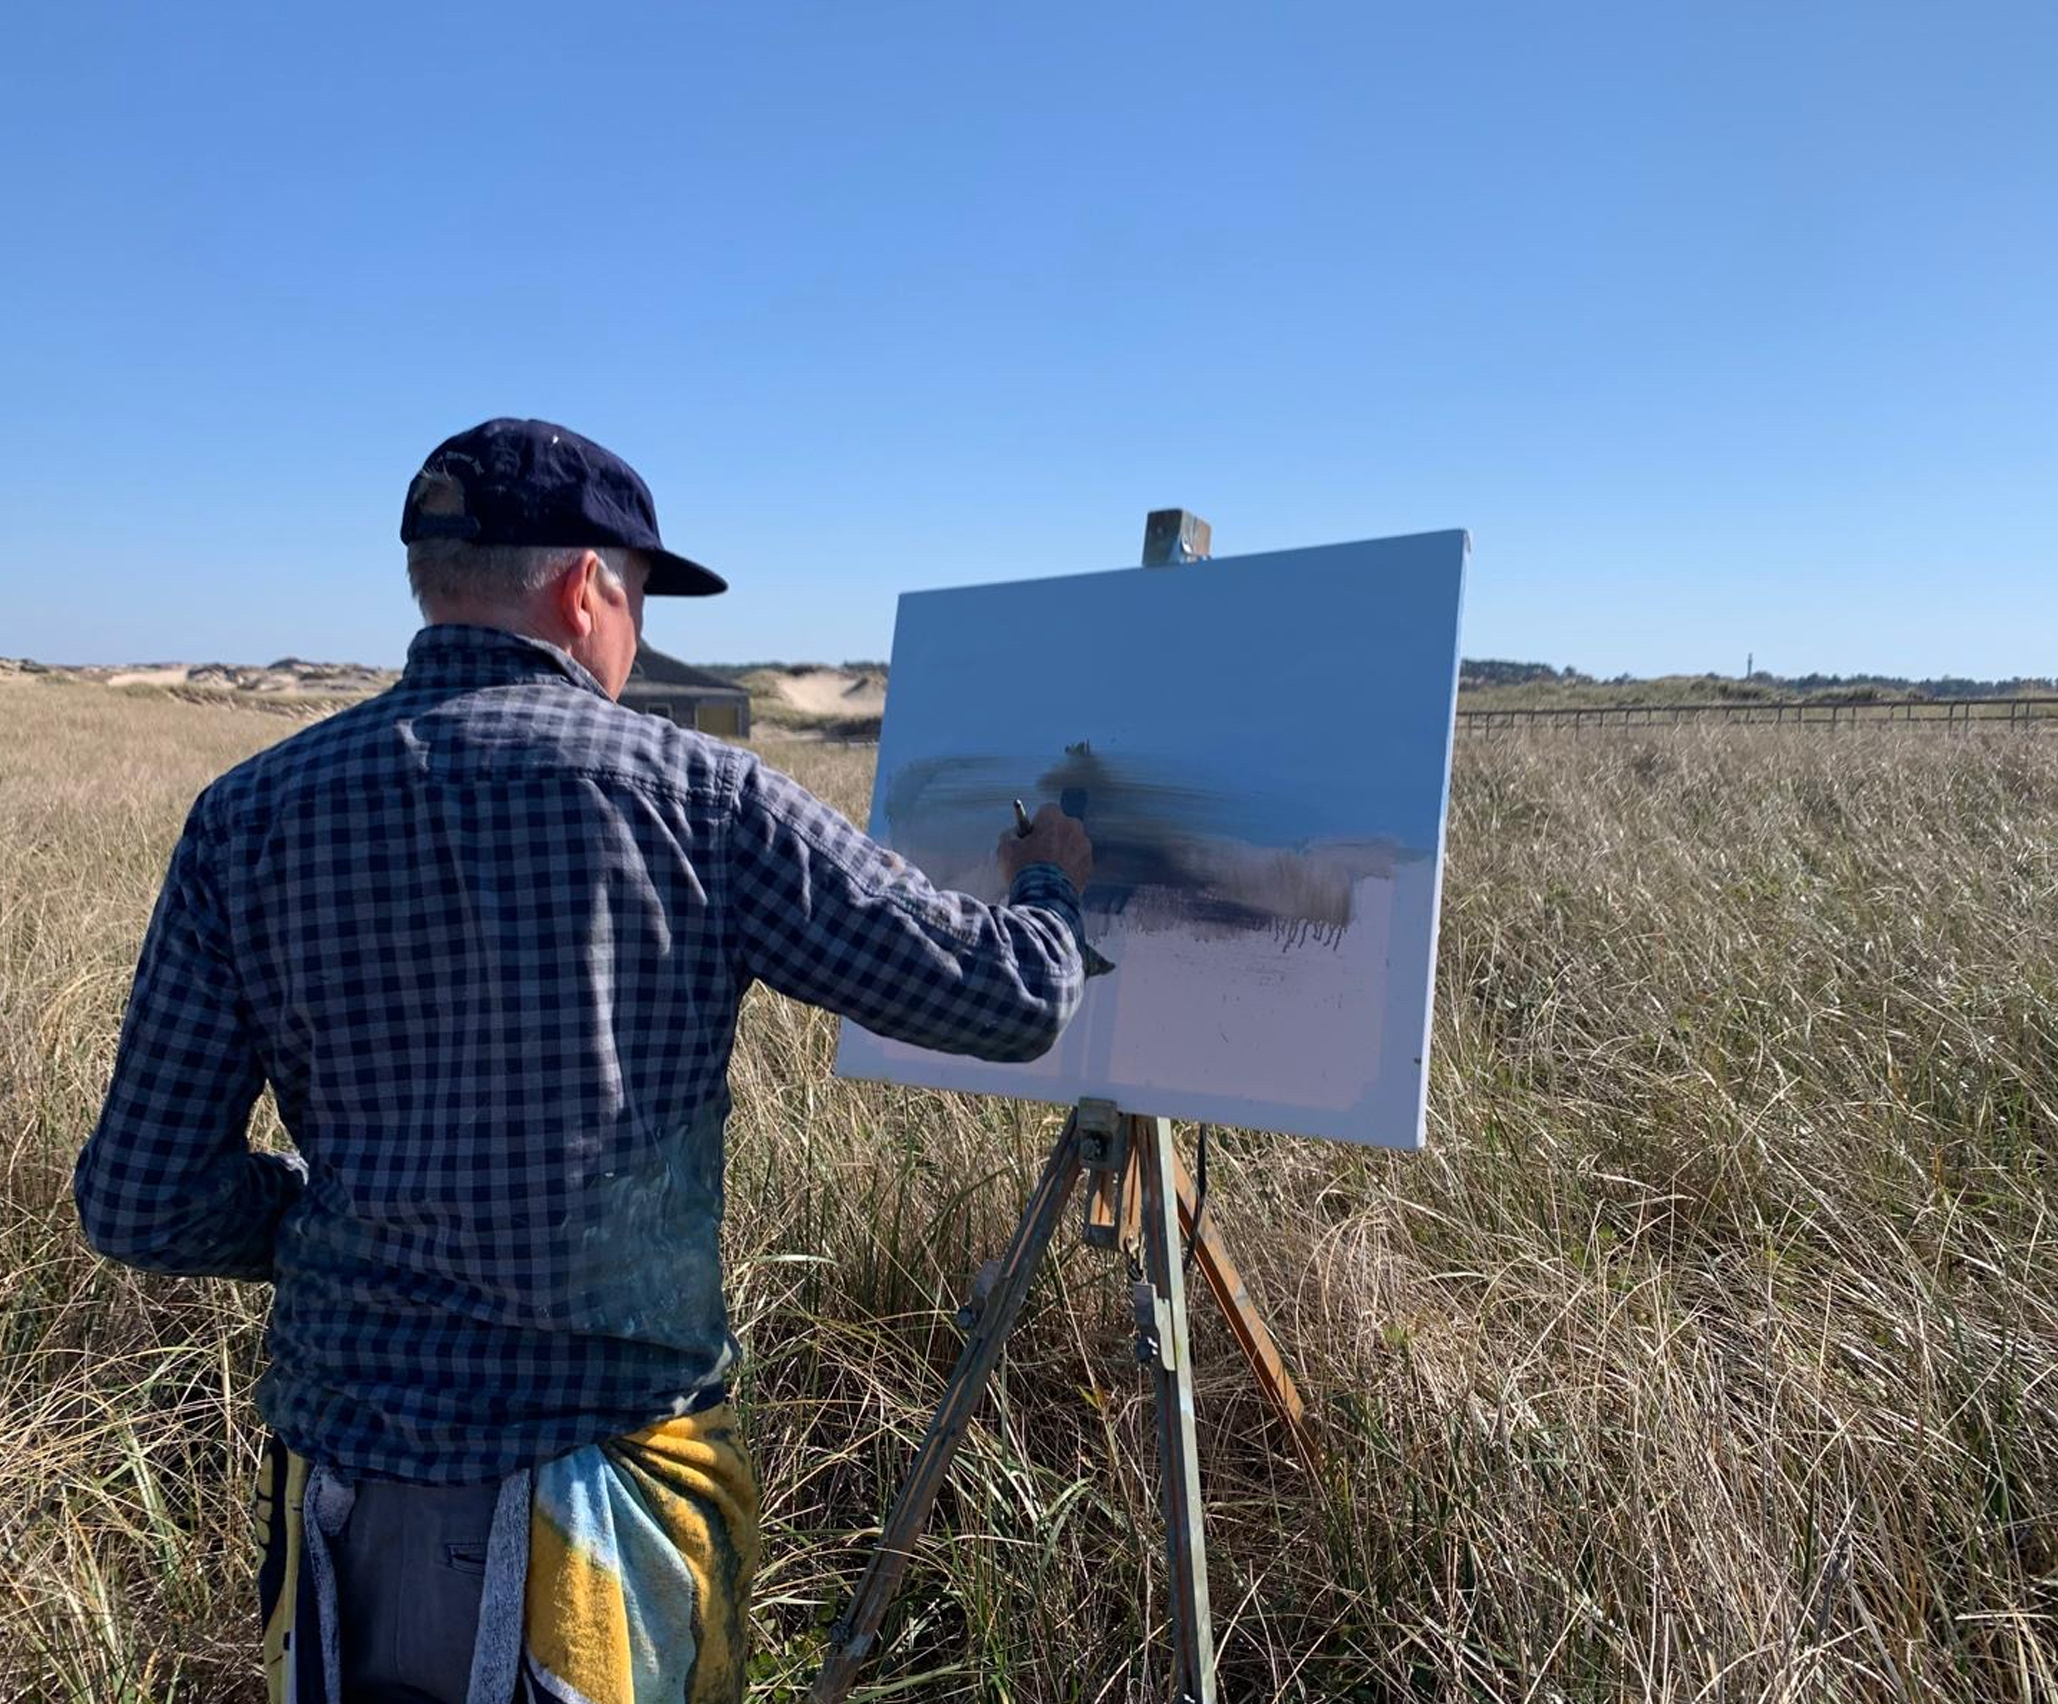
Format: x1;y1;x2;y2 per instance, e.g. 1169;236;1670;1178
833;530;1468;1149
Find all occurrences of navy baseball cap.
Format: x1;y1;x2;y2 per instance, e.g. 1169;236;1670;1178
400;417;726;597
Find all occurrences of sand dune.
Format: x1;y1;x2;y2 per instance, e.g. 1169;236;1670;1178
9;659;396;698
762;668;887;719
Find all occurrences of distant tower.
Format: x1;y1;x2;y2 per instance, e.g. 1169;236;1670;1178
1746;651;1754;678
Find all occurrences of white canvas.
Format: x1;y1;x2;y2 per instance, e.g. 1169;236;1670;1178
832;530;1468;1149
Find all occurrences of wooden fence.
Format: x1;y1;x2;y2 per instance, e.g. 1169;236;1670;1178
1456;697;2058;735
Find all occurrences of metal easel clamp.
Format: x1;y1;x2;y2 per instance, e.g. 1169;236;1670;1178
1132;1280;1174;1369
953;1258;1003;1333
1075;1098;1121;1165
1077;1098;1129;1250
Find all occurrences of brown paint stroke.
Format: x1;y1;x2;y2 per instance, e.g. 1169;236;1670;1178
883;746;1426;946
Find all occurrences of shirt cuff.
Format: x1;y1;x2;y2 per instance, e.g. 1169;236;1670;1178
1007;862;1089;959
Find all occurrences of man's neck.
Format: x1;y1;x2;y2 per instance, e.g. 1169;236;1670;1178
423;599;571;651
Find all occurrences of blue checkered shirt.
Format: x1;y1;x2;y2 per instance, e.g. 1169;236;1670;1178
75;625;1085;1483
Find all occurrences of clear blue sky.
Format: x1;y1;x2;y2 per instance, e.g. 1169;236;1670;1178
3;2;2052;678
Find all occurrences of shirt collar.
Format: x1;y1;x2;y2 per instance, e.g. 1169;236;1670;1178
402;624;611;701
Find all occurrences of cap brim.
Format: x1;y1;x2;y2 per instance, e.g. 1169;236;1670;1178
645;548;727;597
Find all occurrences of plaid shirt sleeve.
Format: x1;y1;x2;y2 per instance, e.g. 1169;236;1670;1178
75;794;306;1280
727;753;1087;1062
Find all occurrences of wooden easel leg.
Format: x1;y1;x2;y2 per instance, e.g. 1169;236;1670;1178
1172;1152;1321;1470
1133;1115;1217;1704
811;1110;1088;1703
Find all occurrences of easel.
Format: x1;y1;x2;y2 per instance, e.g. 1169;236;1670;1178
812;513;1316;1704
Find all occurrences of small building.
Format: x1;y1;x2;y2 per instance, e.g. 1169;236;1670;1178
618;642;751;739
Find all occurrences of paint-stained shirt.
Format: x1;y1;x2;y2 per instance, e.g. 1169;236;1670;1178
74;624;1086;1483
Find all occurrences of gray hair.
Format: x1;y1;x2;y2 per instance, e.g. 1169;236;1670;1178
406;539;629;611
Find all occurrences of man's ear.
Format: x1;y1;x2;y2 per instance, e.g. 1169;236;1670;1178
551;551;604;639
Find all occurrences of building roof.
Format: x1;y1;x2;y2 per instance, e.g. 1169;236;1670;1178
624;643;748;697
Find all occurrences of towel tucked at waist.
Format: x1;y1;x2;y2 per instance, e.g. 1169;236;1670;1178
255;1403;760;1704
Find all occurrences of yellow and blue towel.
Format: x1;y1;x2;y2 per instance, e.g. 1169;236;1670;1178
255;1406;760;1704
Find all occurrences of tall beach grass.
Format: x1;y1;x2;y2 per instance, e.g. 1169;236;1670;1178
1;674;2052;1701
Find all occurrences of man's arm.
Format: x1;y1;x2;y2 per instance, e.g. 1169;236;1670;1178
727;755;1088;1061
74;799;304;1280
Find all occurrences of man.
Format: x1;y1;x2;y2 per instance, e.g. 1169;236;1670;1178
74;418;1093;1704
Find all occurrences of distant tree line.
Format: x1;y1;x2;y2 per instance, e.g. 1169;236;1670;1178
1461;659;2056;700
1459;660;1594;688
1745;670;2057;700
694;661;892;681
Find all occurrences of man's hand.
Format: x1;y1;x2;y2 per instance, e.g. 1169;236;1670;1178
998;803;1093;895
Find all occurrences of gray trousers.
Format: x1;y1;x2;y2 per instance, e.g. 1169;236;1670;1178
328;1474;504;1704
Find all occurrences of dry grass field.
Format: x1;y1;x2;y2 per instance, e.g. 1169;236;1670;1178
2;673;2054;1702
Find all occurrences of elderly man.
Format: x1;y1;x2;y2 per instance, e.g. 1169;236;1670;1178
74;418;1092;1704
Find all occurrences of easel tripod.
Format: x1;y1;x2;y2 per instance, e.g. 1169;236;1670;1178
812;514;1315;1704
810;1102;1313;1703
